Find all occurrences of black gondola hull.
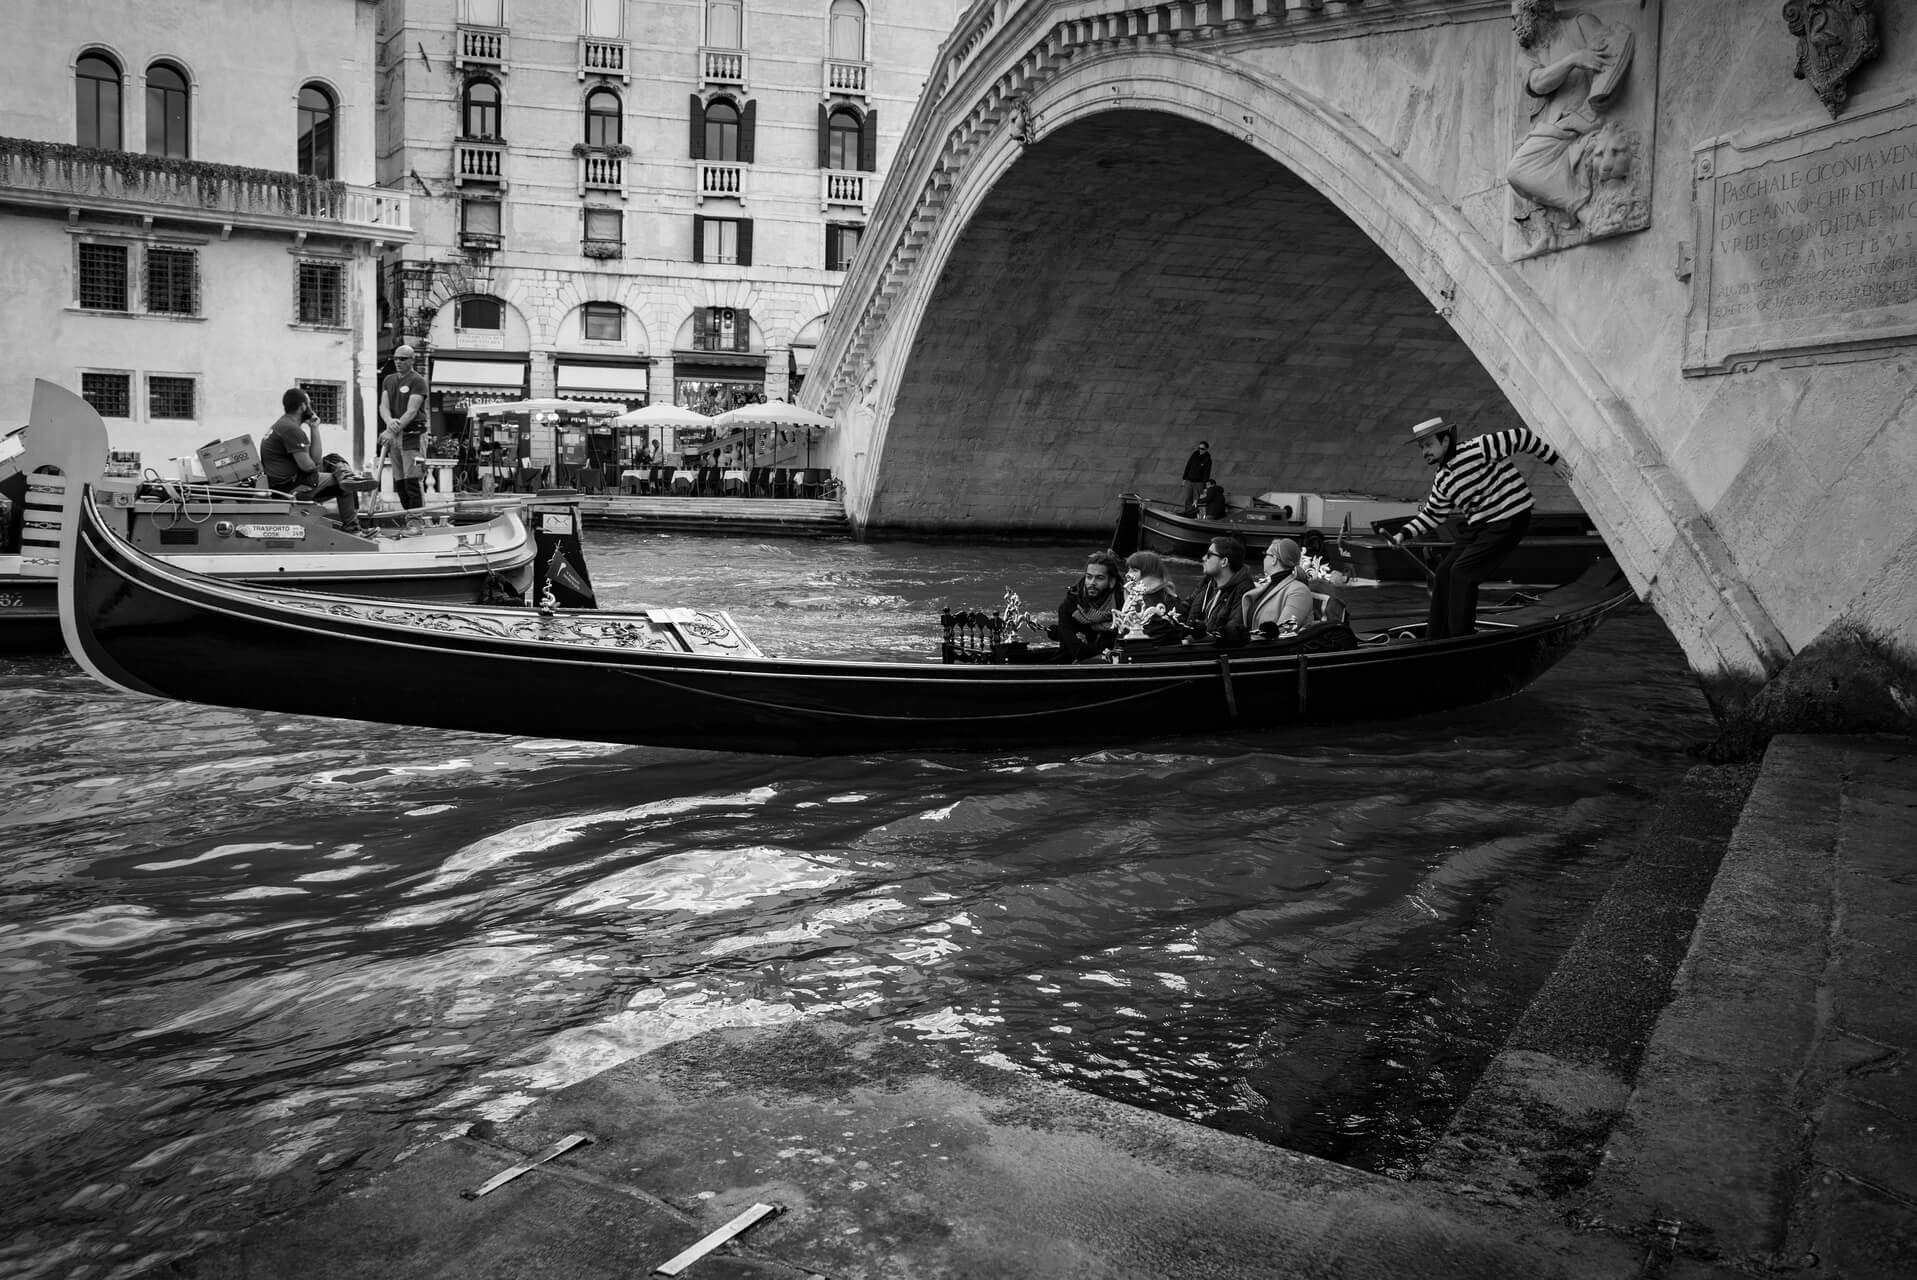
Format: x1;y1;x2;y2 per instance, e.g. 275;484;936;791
66;490;1631;756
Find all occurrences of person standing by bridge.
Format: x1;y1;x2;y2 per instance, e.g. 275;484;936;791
1392;416;1567;639
1179;440;1212;515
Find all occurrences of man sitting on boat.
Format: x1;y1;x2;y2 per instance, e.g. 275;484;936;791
262;388;363;533
1393;415;1568;638
1174;536;1256;646
1053;549;1125;662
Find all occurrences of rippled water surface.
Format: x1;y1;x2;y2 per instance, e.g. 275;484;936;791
0;530;1715;1279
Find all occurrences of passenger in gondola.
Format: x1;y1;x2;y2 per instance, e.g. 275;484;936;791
1241;538;1315;639
1175;536;1255;646
1122;550;1183;645
1053;549;1124;662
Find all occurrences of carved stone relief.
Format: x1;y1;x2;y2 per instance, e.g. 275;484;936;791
1784;0;1882;117
1503;0;1661;261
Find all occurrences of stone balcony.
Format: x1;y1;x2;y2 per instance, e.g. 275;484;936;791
580;37;628;81
581;153;624;194
824;59;870;97
455;140;508;187
698;162;744;203
700;47;748;90
0;137;411;242
821;170;870;212
456;24;508;72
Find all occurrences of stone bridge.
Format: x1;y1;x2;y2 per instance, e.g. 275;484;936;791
802;0;1917;734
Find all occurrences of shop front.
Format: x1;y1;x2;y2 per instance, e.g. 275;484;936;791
431;353;531;491
554;357;650;489
672;353;765;464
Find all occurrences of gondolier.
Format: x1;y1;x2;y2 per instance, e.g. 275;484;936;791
1394;416;1569;639
377;345;430;510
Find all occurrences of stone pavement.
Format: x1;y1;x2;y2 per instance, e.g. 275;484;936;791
159;734;1917;1280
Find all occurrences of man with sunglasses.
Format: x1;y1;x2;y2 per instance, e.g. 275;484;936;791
1174;536;1255;646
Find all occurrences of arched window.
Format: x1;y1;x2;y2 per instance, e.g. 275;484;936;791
463;79;501;139
585;87;620;147
297;84;336;179
826;107;860;171
145;61;189;158
704;98;739;162
76;51;122;150
829;0;865;61
707;0;741;48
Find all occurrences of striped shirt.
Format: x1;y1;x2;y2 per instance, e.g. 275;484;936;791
1400;427;1560;538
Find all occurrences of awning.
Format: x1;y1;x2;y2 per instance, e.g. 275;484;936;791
556;362;651;396
670;350;767;371
432;358;526;389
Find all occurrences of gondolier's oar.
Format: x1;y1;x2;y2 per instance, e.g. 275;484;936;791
1384;537;1437;587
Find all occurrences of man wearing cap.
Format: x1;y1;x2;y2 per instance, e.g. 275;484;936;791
1394;416;1567;639
377;346;430;510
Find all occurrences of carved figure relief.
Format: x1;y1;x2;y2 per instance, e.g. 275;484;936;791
1504;0;1659;260
1784;0;1881;117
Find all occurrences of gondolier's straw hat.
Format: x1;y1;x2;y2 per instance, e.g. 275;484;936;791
1408;416;1450;442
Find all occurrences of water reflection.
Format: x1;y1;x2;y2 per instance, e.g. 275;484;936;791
0;531;1713;1278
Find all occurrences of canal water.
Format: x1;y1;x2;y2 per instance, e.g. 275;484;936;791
0;529;1715;1280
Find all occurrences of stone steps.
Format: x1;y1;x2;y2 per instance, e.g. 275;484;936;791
578;495;851;539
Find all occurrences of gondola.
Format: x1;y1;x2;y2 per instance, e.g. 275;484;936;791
1112;493;1609;585
57;472;1637;756
1;381;571;654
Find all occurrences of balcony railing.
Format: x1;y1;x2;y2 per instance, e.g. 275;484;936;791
0;137;411;240
824;59;869;97
697;162;743;203
455;141;507;186
457;25;508;71
821;170;869;212
700;47;747;88
581;154;623;192
580;37;628;81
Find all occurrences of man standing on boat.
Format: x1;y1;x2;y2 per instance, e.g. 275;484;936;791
1179;440;1212;515
1393;416;1567;639
377;346;431;511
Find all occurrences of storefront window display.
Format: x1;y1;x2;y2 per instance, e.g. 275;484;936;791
675;379;764;419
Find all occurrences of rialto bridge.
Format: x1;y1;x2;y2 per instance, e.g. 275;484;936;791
801;0;1916;737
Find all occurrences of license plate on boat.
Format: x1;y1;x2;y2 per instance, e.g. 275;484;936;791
234;524;307;540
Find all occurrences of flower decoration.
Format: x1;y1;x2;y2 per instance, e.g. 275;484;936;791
1112;591;1172;640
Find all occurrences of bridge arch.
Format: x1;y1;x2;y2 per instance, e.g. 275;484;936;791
818;42;1780;693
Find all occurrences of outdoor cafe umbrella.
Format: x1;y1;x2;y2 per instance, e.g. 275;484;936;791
467;398;621;487
712;399;836;470
612;401;711;462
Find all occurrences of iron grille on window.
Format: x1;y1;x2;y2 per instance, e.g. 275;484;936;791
81;371;131;418
78;243;129;311
146;247;199;315
148;376;196;420
297;261;346;326
299;381;343;426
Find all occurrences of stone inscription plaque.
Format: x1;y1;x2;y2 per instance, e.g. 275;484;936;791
1686;105;1917;374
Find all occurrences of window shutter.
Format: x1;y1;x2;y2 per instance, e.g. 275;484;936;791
733;307;750;352
689;93;705;160
739;99;756;163
694;306;710;348
692;215;705;263
824;225;834;270
860;108;878;172
817;103;830;169
737;219;753;267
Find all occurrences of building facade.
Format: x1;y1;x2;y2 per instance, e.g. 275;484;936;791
0;0;407;472
374;0;959;472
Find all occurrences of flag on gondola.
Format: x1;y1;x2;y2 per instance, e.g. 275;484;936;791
544;545;597;609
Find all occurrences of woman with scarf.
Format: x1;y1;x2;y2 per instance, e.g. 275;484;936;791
1240;538;1315;639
